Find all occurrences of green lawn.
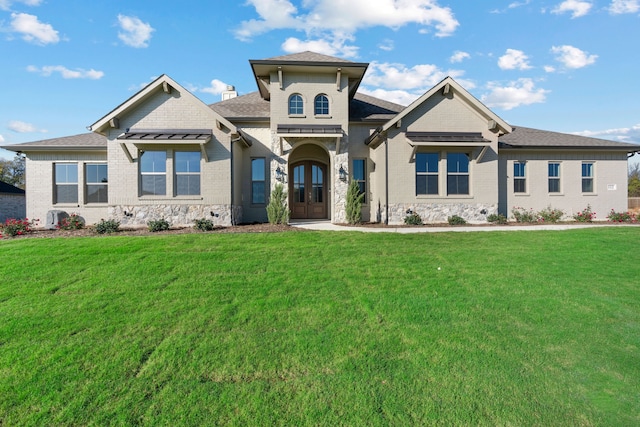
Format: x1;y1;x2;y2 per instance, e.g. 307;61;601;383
1;228;639;426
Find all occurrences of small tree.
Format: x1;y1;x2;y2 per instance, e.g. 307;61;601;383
267;183;289;225
345;179;365;224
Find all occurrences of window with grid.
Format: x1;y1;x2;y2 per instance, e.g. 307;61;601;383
288;94;303;115
447;153;469;195
416;153;439;195
352;159;367;203
582;162;594;193
548;162;560;193
513;161;526;193
85;163;108;203
140;151;166;196
314;94;329;115
251;158;266;204
175;152;200;196
55;163;78;204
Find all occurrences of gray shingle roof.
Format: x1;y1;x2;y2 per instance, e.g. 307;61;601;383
500;126;640;150
1;132;106;152
0;181;25;195
209;91;405;122
261;51;356;64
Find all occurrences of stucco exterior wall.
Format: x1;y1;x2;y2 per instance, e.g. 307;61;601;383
24;152;108;225
499;150;629;220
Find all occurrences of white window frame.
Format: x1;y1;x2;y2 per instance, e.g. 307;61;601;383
54;163;78;204
85;163;108;204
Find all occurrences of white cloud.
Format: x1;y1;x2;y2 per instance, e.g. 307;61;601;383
200;79;230;96
509;0;532;8
363;61;471;91
544;65;556;73
0;134;5;143
573;124;640;143
551;45;597;69
235;0;459;42
27;65;104;79
0;0;42;11
281;36;359;58
10;12;59;44
117;14;154;48
358;87;418;106
378;39;394;52
551;0;592;18
481;78;549;110
498;49;532;70
450;51;470;63
8;120;43;133
609;0;640;14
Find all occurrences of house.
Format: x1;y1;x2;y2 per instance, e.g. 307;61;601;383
0;181;26;223
3;51;639;226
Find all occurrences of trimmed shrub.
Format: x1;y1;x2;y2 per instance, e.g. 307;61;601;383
448;215;467;226
95;219;120;234
0;218;37;238
487;213;508;224
537;206;564;223
511;206;538;223
57;213;84;230
404;211;423;225
148;218;170;232
267;183;290;225
194;218;216;231
573;205;595;222
345;179;365;225
606;210;637;223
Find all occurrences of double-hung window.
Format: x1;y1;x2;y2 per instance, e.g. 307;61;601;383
352;159;367;203
548;162;560;193
55;163;78;204
582;162;594;193
447;153;469;195
140;151;166;196
86;163;108;203
251;158;266;204
514;161;526;193
175;152;200;196
416;153;439;195
314;94;329;115
288;94;303;115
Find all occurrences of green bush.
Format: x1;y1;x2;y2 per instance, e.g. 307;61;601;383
0;218;36;238
345;179;365;225
606;209;637;223
95;219;120;234
57;213;84;230
448;215;467;225
511;206;538;223
404;211;423;225
194;218;216;231
573;205;595;222
267;183;290;225
148;218;170;232
487;213;508;224
537;206;564;223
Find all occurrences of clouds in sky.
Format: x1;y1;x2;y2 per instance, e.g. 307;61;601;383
235;0;459;56
0;0;42;11
27;65;104;79
450;51;470;63
551;45;597;69
7;120;45;133
117;14;154;48
609;0;640;14
498;49;532;70
551;0;593;18
10;12;59;44
482;79;549;111
574;123;640;144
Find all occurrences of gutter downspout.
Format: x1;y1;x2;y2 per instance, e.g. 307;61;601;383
385;137;389;225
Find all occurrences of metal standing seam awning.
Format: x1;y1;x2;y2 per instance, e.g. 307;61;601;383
276;124;344;155
405;132;492;162
117;129;213;162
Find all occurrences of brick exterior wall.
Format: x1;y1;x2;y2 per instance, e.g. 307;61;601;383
0;194;26;222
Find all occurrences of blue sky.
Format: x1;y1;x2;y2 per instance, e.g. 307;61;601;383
1;0;639;163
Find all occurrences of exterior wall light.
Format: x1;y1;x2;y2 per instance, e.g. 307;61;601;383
275;166;284;182
339;165;347;181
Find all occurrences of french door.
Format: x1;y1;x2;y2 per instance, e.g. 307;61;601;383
290;161;327;219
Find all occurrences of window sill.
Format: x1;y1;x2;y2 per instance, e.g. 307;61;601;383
514;193;530;196
288;114;306;118
138;196;203;201
314;115;332;119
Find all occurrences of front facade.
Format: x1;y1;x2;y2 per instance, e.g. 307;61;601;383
4;51;638;226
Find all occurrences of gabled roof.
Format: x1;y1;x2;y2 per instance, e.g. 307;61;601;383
1;132;106;152
0;181;25;195
89;74;238;135
381;76;511;135
499;126;640;151
249;51;368;101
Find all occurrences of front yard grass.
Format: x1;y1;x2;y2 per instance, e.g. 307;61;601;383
1;228;639;425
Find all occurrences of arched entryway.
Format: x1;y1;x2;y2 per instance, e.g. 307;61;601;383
288;143;330;220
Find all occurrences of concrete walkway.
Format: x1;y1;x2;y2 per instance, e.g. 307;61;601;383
289;220;633;233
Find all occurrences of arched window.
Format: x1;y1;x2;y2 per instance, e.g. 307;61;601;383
288;94;304;115
314;94;329;115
